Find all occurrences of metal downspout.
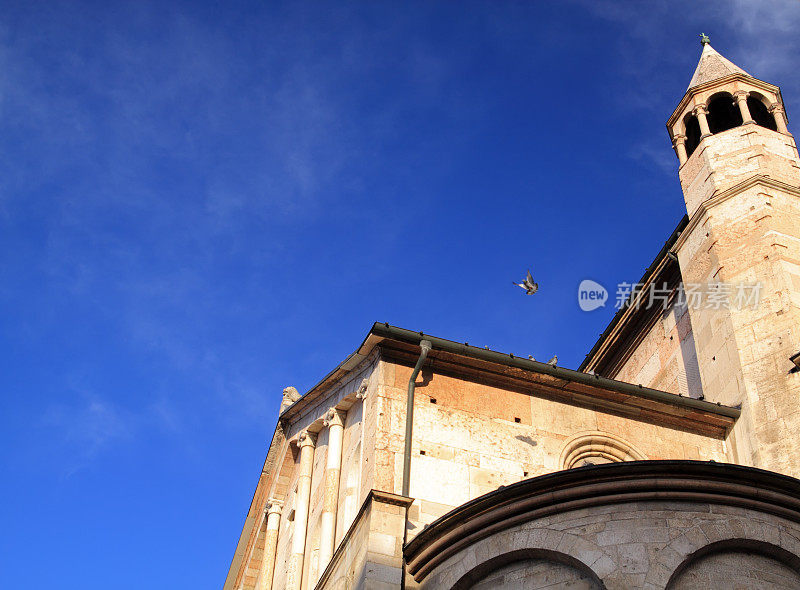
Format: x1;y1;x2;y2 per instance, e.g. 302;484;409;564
401;339;432;497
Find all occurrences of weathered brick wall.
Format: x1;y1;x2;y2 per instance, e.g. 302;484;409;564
677;180;800;476
376;360;726;538
613;298;704;398
335;398;364;549
242;521;267;589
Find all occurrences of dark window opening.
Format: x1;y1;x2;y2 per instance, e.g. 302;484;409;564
707;93;743;134
748;97;778;131
514;417;521;423
684;115;701;157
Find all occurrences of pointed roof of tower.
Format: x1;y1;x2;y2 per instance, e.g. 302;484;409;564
687;41;751;90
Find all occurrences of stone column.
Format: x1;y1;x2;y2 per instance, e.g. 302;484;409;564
287;430;316;590
256;500;283;590
694;104;711;138
673;134;688;165
733;91;754;124
318;408;346;572
770;103;789;134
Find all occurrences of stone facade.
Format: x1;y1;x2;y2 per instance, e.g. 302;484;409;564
224;42;800;590
405;463;800;590
224;333;737;590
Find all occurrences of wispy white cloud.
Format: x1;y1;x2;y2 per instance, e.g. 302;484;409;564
572;0;800;174
42;395;134;475
724;0;800;76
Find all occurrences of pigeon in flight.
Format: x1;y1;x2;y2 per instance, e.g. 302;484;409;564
513;270;539;295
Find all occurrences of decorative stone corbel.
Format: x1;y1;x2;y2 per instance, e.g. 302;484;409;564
355;378;369;399
279;386;302;414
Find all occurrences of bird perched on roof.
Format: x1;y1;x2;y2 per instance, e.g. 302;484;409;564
547;355;558;366
513;270;539;295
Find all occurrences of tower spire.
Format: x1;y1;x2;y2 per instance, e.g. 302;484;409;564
687;40;751;90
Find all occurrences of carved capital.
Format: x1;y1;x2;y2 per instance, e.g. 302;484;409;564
298;430;317;448
692;103;708;116
732;90;750;102
769;103;785;114
355;378;369;399
323;407;346;428
672;134;687;147
266;499;284;516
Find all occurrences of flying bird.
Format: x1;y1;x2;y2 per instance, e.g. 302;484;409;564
513;270;539;295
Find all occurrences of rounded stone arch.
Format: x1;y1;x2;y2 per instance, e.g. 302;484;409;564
559;431;647;469
706;91;743;134
451;548;606;590
682;111;701;157
666;539;800;590
747;91;779;131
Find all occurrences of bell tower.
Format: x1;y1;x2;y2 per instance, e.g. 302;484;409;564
666;36;800;476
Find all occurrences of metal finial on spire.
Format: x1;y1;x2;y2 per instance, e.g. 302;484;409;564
700;33;710;46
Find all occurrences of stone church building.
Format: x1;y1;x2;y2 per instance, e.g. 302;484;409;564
224;41;800;589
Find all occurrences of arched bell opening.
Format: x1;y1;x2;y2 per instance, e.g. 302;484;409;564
706;92;743;134
683;113;701;157
747;93;778;131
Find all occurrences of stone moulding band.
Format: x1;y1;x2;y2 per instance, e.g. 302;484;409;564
402;460;800;581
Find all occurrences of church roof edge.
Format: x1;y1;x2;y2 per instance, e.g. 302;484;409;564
278;317;740;426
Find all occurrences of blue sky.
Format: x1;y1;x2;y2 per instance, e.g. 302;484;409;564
1;1;799;587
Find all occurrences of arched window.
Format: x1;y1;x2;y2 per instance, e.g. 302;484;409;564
684;114;701;157
453;549;606;590
748;96;778;131
667;540;800;590
559;431;646;470
707;93;742;134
